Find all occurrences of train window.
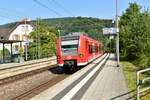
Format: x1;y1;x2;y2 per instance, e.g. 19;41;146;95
86;40;88;49
99;45;104;52
95;46;98;52
99;45;101;51
94;46;95;53
102;46;104;50
61;40;79;56
92;46;95;53
97;46;99;52
99;46;101;51
89;45;92;54
89;46;91;53
62;45;78;49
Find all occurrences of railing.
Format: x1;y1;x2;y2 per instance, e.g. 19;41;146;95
137;68;150;100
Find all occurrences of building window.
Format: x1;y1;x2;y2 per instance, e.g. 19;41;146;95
22;34;27;40
22;25;29;32
13;34;20;40
23;34;28;40
13;45;19;51
22;34;24;40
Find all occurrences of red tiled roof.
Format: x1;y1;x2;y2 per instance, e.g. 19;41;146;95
0;29;11;39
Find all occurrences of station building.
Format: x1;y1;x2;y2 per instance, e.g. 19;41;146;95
0;19;33;53
0;19;34;63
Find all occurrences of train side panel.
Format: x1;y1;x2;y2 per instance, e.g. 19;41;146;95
77;35;88;66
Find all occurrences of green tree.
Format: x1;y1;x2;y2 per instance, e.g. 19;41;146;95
0;48;10;56
119;2;150;68
28;24;59;59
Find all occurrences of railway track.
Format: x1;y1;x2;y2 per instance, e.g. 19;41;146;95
0;58;56;85
0;58;62;100
12;74;68;100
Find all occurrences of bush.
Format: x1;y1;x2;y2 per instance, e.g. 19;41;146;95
136;54;149;69
0;48;10;56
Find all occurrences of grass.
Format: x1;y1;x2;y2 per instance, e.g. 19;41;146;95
121;61;150;100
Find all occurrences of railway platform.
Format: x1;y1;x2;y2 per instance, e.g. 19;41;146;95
31;54;129;100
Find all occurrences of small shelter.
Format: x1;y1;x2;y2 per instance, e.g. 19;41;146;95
0;40;22;63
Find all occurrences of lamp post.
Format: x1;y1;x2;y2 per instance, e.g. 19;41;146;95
116;0;120;67
58;29;61;37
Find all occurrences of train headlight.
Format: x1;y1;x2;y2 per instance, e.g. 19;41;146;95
79;54;84;58
57;56;61;59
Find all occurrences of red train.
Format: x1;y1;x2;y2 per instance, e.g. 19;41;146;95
56;33;104;72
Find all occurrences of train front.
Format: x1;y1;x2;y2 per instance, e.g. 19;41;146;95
57;35;80;71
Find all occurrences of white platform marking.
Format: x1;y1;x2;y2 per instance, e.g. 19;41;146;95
61;54;109;100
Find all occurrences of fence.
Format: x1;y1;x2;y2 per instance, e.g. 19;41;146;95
137;68;150;100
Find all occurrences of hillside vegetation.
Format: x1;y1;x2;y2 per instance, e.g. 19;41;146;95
0;17;114;59
0;17;111;59
0;17;114;40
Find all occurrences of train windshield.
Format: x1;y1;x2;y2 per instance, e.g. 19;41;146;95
61;40;78;56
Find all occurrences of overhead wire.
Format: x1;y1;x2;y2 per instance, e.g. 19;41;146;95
0;11;21;20
48;0;74;16
0;7;29;22
0;15;18;20
33;0;62;16
0;7;23;15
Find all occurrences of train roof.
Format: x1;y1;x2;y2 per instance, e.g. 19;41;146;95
61;32;102;44
61;32;88;41
65;32;88;36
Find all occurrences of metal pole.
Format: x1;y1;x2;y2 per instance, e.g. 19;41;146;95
3;43;5;63
37;18;41;58
116;0;120;67
25;19;28;61
20;42;22;62
58;29;61;37
36;18;38;59
10;43;13;62
137;72;140;100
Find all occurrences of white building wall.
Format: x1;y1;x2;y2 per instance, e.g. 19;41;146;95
3;24;33;54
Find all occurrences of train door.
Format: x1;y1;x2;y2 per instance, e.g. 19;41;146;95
85;39;89;62
88;40;93;61
92;41;95;58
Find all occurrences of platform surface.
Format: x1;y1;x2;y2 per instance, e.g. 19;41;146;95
81;54;129;100
31;54;129;100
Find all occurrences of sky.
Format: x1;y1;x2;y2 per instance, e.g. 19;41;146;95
0;0;149;25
